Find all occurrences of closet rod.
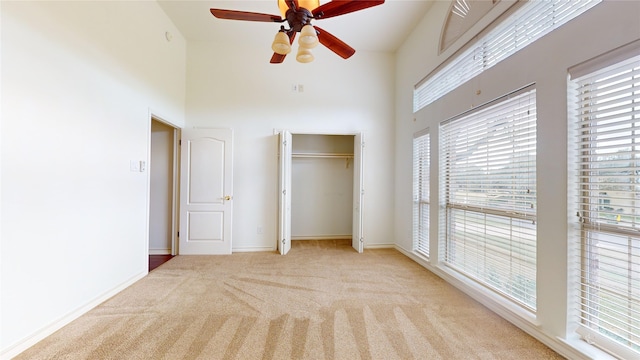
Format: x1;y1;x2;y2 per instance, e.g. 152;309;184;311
292;152;353;159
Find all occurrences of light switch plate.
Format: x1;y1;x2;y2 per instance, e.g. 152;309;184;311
130;160;140;172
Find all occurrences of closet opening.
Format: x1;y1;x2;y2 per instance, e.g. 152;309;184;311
278;131;364;255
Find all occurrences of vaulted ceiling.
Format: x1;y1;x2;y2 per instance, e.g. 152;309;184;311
157;0;436;54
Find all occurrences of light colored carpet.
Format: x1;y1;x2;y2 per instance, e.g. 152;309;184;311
16;240;563;359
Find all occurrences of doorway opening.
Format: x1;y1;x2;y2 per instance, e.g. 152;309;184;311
291;134;354;240
148;118;180;270
278;131;364;255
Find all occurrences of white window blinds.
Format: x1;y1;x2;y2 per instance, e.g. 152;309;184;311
570;52;640;359
413;130;430;257
441;86;537;310
414;0;601;112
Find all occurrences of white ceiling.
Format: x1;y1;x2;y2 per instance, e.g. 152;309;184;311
157;0;436;53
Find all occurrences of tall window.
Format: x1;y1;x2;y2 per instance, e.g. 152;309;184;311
441;86;537;310
570;50;640;358
413;130;430;257
414;0;601;112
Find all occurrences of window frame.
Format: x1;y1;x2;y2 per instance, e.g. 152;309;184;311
440;85;538;311
413;129;431;258
569;43;640;359
414;0;602;112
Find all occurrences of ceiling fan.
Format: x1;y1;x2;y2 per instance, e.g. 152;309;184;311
210;0;385;64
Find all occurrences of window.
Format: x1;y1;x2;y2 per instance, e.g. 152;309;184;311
570;50;640;359
440;0;498;53
413;130;430;257
414;0;601;112
440;86;537;310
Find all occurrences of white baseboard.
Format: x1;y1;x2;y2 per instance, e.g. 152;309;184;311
364;243;395;249
232;246;275;253
1;271;147;360
149;248;171;255
291;235;352;240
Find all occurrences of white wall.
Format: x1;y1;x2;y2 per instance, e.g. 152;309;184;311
291;157;354;238
186;42;396;251
394;0;640;358
0;1;186;356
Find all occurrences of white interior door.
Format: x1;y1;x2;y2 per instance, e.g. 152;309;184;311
179;128;233;255
278;131;292;255
352;133;364;253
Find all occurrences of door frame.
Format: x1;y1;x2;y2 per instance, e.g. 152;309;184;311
276;129;364;253
147;113;181;260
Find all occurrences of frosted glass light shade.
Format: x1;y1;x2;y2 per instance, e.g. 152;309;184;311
271;32;291;55
296;47;314;63
298;25;319;49
278;0;320;17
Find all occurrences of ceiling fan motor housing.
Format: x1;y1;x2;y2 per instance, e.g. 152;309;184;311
285;7;315;33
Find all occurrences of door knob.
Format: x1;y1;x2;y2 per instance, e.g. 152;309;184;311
224;195;232;201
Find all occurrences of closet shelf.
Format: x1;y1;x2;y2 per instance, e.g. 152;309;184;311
292;152;353;159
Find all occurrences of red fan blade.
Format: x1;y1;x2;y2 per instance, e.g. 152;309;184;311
312;0;384;19
270;52;287;64
270;32;297;64
210;9;282;22
314;26;355;59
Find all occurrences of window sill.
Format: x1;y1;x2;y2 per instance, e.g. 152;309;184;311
558;334;620;360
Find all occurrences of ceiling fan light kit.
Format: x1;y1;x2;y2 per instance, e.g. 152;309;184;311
298;25;319;49
272;31;292;55
296;47;315;63
210;0;385;64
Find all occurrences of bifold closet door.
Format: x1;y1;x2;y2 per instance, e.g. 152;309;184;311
352;133;363;253
278;130;292;255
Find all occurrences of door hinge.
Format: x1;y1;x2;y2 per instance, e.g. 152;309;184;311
179;140;182;146
360;237;364;243
282;189;286;195
177;231;180;237
282;238;286;244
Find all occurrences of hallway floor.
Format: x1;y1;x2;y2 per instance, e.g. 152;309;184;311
149;255;174;271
